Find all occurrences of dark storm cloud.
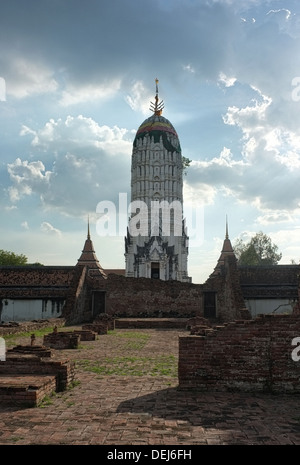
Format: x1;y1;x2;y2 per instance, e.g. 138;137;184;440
0;0;237;87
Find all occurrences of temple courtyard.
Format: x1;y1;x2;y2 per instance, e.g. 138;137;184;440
0;326;300;446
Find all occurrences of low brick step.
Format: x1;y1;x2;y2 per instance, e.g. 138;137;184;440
82;323;108;335
43;332;80;349
0;354;76;392
43;329;97;348
115;318;189;329
8;345;53;358
0;374;56;407
72;330;97;341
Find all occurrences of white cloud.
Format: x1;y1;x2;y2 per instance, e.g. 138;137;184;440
223;86;272;137
40;221;61;236
188;147;246;192
21;221;29;230
269;227;300;264
59;80;121;106
257;211;294;226
7;158;51;202
267;9;291;21
125;81;153;116
5;56;58;98
218;72;237;87
185;83;300;214
8;116;132;216
22;115;133;156
183;64;196;74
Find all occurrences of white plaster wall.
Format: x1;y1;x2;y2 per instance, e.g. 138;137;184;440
0;299;65;322
245;298;293;318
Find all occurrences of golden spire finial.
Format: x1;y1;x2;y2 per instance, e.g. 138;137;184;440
150;78;164;116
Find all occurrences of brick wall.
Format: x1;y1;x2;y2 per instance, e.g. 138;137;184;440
0;266;74;299
64;260;249;324
1;260;299;327
104;275;202;318
178;314;300;393
239;265;300;300
62;265;89;324
204;255;248;321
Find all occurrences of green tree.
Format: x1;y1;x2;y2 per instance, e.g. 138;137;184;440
0;249;28;266
182;156;192;175
233;231;282;266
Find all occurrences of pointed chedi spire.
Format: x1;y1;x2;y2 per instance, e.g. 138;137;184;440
225;214;229;239
87;215;91;240
77;218;107;278
211;215;236;276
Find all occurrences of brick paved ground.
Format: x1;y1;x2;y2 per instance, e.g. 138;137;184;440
0;327;300;445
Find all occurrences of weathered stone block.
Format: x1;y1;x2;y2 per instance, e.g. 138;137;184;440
43;332;80;349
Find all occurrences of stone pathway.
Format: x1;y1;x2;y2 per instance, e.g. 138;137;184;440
0;328;300;445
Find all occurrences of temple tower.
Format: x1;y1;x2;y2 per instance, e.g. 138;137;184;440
211;217;236;276
77;219;107;278
125;80;191;282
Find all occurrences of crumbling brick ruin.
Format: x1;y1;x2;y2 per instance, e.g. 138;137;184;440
43;327;98;349
0;345;75;407
179;314;300;393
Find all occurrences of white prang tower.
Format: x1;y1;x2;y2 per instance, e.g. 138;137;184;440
125;79;191;282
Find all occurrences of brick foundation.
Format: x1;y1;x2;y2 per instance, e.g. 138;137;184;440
43;332;80;349
82;322;108;335
73;329;97;341
0;347;75;406
0;353;75;392
178;314;300;393
8;345;53;358
0;374;57;407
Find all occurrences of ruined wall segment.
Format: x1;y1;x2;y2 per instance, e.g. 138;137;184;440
85;273;202;319
178;314;300;393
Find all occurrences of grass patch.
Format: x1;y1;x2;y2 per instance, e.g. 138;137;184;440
78;354;177;377
3;327;55;347
108;331;150;350
39;380;80;408
39;392;56;408
10;436;24;443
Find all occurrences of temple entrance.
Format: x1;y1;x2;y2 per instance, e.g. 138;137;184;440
203;292;216;318
92;291;106;318
151;262;160;279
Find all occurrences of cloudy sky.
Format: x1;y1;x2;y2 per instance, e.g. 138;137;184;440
1;0;300;283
